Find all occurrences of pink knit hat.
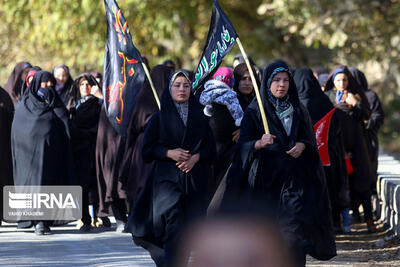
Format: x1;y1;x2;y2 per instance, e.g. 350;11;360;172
212;67;234;88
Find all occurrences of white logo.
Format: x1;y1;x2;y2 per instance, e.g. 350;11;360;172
8;192;33;209
9;191;77;209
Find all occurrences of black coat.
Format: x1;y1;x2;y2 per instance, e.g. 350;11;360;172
294;68;349;210
224;61;336;261
126;79;216;253
11;71;73;187
95;105;127;216
208;103;239;193
0;86;14;220
349;67;384;184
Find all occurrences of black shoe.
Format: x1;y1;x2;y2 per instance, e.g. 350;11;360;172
79;224;91;232
101;217;112;228
35;222;45;235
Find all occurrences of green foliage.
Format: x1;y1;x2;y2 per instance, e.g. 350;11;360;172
0;0;399;147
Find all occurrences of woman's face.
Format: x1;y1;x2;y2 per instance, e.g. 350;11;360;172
270;72;289;99
54;68;68;85
40;80;54;88
333;73;348;91
79;78;91;97
171;75;190;103
238;71;253;95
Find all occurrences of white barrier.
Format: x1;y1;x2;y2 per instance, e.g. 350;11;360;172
376;153;400;236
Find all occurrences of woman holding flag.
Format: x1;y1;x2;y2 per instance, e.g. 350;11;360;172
223;60;336;266
126;70;216;267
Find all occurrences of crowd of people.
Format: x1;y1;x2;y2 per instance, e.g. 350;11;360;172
0;55;384;267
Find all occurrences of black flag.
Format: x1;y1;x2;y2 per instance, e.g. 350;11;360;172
192;0;238;92
103;0;145;137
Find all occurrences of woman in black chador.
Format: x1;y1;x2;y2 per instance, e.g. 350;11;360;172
293;68;349;233
126;70;216;267
11;71;73;235
223;61;336;266
68;73;102;231
324;66;375;232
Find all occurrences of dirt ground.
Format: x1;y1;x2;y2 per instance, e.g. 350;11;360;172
307;221;400;266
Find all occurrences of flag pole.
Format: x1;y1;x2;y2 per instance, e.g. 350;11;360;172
141;62;161;110
236;37;269;134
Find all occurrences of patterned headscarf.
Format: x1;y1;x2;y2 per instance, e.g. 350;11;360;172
169;70;191;126
266;66;293;117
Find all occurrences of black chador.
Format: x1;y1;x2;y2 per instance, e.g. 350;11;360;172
223;61;336;266
69;73;102;228
0;86;14;223
11;71;73;188
126;70;216;267
294;67;349;229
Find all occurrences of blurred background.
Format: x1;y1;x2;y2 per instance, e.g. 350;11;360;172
0;0;399;151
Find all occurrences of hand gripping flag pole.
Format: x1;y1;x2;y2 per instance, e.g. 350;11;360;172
236;37;270;134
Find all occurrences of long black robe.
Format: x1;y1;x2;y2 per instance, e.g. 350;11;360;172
119;65;173;203
11;71;73;188
69;74;102;205
95;105;127;217
208;103;238;195
0;86;14;221
223;61;336;262
126;71;216;267
349;67;384;191
324;66;373;194
294;68;349;214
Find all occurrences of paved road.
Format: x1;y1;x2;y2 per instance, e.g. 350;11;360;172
0;218;155;267
1;153;399;266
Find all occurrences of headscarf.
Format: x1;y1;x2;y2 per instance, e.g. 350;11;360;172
90;71;103;87
4;61;32;105
212;67;234;88
293;67;334;124
250;60;300;136
264;62;294;135
168;70;191;126
53;64;74;94
349;67;368;92
324;65;364;104
233;63;259;110
28;71;57;103
21;66;42;96
68;73;100;109
70;73;100;100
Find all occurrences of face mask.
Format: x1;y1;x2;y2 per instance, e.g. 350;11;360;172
37;87;53;101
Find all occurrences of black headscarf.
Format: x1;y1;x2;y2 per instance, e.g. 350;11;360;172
348;67;368;91
257;60;299;114
70;73;101;102
11;70;73;187
4;61;32;105
324;65;363;95
233;63;259;110
155;69;208;155
21;66;42;97
293;67;334;124
324;65;370;121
